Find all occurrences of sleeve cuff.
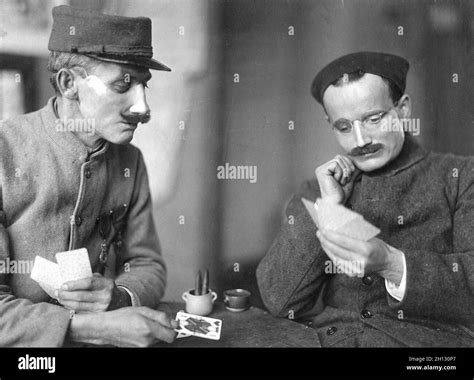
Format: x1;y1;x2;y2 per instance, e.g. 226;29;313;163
117;285;140;307
385;250;407;302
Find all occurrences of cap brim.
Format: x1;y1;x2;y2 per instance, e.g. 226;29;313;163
85;54;171;71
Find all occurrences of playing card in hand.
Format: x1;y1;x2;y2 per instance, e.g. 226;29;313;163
30;256;62;299
30;248;93;299
302;197;380;241
56;248;92;282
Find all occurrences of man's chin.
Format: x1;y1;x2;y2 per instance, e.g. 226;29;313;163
106;129;135;145
353;156;389;172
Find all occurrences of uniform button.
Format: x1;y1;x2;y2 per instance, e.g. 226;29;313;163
361;309;373;319
115;240;123;248
326;326;338;335
85;170;92;178
304;320;313;328
362;275;374;286
75;215;82;226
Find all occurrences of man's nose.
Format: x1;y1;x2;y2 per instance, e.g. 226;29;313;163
353;121;371;147
129;84;150;115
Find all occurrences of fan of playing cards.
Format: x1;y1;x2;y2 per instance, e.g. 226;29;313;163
175;311;222;340
30;248;93;300
302;197;380;241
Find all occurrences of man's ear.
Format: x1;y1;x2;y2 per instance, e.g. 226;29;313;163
397;94;411;118
56;68;79;100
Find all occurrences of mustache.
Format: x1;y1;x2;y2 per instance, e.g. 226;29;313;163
121;113;151;125
349;143;383;156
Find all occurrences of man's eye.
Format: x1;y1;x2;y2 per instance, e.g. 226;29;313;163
334;121;352;133
114;82;131;93
366;114;384;123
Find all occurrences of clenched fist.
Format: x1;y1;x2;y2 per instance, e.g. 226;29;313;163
315;154;360;204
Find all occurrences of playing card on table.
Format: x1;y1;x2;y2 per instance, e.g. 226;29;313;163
175;311;222;340
30;256;62;299
56;248;92;282
303;197;380;241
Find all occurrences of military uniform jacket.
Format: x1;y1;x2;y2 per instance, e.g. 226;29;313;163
0;98;166;346
256;137;474;347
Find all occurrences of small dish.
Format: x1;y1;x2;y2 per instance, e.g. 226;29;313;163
225;305;248;312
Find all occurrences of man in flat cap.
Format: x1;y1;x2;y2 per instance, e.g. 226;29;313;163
0;5;178;346
257;52;474;346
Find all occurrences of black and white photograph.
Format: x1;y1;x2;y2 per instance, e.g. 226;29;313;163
0;0;473;378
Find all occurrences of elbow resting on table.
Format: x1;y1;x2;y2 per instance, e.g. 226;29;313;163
256;266;291;318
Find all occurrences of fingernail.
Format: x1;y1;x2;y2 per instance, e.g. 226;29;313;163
61;284;68;290
54;290;59;297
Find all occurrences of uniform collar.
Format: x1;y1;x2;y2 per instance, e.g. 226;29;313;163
40;97;109;162
364;135;427;177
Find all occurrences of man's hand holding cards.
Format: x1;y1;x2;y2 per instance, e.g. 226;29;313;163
302;197;403;281
31;248;92;299
302;197;380;241
31;248;127;312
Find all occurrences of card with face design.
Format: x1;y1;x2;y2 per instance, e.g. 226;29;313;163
175;311;222;340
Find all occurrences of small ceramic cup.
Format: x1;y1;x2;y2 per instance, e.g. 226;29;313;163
223;289;251;312
182;288;218;316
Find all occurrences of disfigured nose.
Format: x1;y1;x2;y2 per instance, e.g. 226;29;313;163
353;121;371;147
129;84;150;116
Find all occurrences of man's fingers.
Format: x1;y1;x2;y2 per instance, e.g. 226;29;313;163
319;238;363;277
328;161;343;182
59;300;99;312
57;290;104;303
340;155;356;173
151;323;177;344
61;277;93;291
137;309;177;343
138;308;175;328
317;230;359;262
320;228;368;253
333;156;351;185
337;156;354;185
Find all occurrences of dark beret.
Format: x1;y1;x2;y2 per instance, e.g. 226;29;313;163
311;51;409;104
48;5;171;71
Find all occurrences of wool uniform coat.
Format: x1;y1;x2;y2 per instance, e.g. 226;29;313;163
256;137;474;347
0;98;166;346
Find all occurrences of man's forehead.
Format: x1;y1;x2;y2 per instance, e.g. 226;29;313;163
92;61;152;81
323;74;392;119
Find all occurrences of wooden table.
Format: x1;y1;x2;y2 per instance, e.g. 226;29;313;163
155;302;321;347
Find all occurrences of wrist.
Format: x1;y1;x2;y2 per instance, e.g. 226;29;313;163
68;312;107;345
108;286;132;310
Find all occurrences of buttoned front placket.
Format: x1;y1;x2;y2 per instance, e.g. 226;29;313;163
68;143;109;251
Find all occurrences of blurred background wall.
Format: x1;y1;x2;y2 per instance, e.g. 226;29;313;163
1;0;472;306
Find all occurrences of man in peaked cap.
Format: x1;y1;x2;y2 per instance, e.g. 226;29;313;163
0;5;178;346
257;52;474;347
